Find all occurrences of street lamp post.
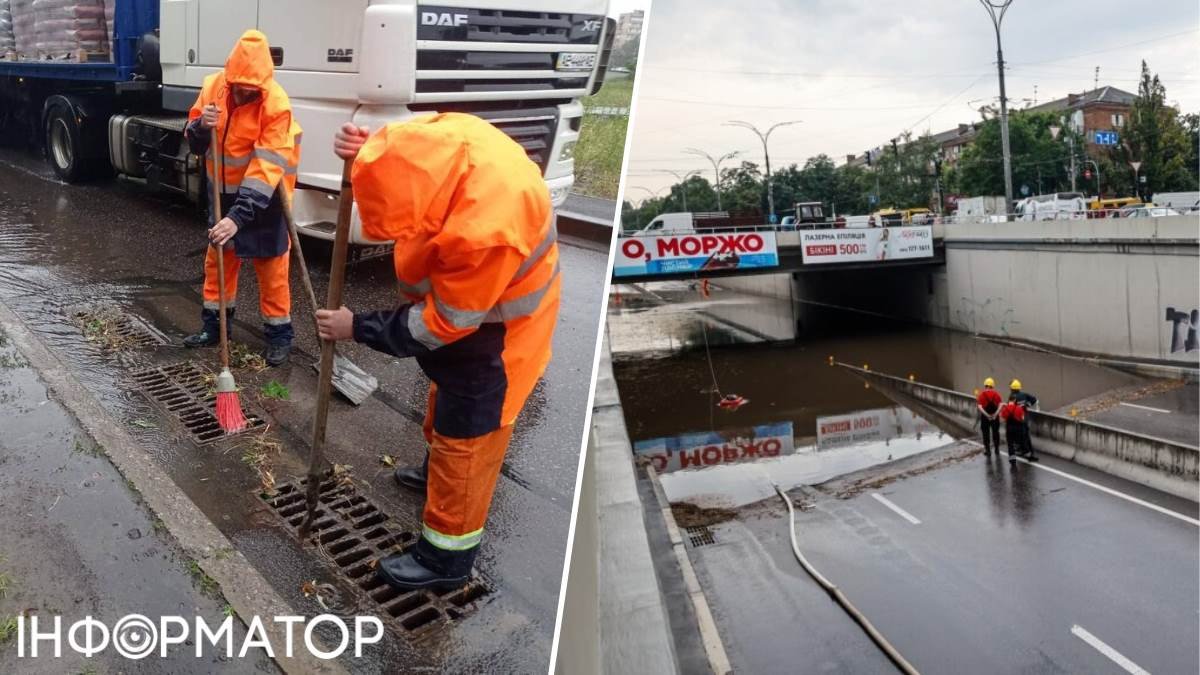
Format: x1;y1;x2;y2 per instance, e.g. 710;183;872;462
724;120;801;223
659;169;701;211
1049;124;1077;193
683;148;739;211
631;185;668;205
1129;161;1142;201
979;0;1015;217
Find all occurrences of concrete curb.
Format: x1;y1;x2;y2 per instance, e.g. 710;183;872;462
557;209;614;246
0;299;347;675
645;466;732;675
839;363;1200;502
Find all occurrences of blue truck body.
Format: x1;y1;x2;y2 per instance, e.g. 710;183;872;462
0;0;158;81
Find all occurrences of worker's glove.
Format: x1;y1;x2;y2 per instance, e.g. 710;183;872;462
316;306;354;342
209;217;238;246
334;123;370;161
201;103;221;130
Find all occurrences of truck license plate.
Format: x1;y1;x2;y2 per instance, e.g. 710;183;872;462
556;52;597;71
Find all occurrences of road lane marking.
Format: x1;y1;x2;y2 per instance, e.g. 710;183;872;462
1071;625;1151;674
1118;402;1172;414
965;440;1200;527
870;493;921;525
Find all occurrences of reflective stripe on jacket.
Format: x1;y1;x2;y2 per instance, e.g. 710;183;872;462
185;29;301;258
350;113;558;436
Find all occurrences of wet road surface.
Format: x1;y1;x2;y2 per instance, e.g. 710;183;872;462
0;146;608;671
607;280;1199;674
0;329;276;674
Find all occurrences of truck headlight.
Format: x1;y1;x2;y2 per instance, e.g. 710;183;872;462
559;141;577;161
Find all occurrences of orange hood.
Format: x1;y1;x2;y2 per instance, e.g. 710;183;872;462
224;30;275;89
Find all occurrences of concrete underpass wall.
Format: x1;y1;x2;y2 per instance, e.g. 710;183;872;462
941;217;1200;365
847;365;1200;501
712;273;794;302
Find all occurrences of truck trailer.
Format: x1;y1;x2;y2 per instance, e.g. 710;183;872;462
0;0;615;250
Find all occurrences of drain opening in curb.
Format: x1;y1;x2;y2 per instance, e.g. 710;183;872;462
685;525;716;548
74;308;166;350
130;362;265;444
260;475;493;640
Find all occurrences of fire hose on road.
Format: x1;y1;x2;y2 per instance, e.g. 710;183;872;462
772;482;921;675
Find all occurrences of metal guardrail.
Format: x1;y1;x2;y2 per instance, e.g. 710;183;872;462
619;208;1198;237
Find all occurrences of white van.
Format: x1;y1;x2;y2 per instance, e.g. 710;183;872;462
634;213;695;236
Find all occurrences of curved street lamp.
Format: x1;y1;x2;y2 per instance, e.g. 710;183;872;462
658;169;702;211
978;0;1016;217
724;120;800;223
683;148;740;211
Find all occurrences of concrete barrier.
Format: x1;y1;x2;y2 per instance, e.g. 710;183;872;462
840;364;1200;502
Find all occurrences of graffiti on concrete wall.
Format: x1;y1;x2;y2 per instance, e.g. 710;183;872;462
955;296;1021;336
1165;307;1199;353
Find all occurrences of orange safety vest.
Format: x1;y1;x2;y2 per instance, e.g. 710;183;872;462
352;113;559;431
186;30;301;258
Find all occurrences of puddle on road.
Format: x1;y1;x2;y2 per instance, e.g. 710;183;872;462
611;281;1148;509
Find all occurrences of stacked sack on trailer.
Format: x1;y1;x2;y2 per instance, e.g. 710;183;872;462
10;0;33;57
11;0;108;59
102;0;111;55
0;0;15;56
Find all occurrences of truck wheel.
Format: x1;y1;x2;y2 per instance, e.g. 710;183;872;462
45;105;88;182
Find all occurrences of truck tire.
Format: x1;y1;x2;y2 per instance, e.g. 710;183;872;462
45;104;90;182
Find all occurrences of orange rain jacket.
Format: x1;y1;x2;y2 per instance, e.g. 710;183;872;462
185;30;301;259
350;113;559;438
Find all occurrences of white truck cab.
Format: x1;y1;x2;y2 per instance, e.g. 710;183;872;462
154;0;613;245
635;212;694;236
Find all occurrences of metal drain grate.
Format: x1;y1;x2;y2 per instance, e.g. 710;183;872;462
130;362;264;444
75;310;166;349
685;526;716;548
261;476;492;640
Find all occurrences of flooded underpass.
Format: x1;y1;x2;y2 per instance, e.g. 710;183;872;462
607;280;1199;675
0;147;608;672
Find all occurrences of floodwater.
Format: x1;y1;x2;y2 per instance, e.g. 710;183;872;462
608;281;1146;507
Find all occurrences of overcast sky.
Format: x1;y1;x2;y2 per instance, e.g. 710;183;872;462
622;0;1199;201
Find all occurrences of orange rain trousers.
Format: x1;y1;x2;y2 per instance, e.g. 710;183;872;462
421;383;514;543
202;244;291;322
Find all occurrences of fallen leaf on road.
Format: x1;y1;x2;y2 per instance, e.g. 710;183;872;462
379;455;395;467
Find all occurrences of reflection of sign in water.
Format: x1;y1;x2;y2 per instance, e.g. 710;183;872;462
614;233;779;277
816;407;935;451
632;422;795;473
800;226;933;264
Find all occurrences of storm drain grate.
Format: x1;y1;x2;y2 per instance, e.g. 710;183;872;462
75;309;166;350
261;476;493;640
685;526;716;548
130;362;265;444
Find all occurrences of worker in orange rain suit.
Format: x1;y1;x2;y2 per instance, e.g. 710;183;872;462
316;113;560;591
182;30;301;366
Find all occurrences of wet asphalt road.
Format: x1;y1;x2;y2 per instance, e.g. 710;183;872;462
0;334;276;674
610;281;1199;674
711;448;1199;675
0;146;609;671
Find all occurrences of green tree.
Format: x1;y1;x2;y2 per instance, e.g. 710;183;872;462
1121;61;1197;198
873;132;942;209
952;111;1077;198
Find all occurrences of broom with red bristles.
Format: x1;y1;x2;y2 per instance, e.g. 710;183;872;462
210;140;247;434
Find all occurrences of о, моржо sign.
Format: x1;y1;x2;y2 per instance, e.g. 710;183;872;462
800;226;933;264
614;232;779;277
632;422;795;474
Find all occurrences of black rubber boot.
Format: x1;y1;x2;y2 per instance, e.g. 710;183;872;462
184;308;233;348
394;453;429;492
394;465;428;492
262;321;293;366
376;539;475;592
263;342;291;366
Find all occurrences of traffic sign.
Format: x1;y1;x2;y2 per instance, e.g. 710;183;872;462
1094;130;1119;146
